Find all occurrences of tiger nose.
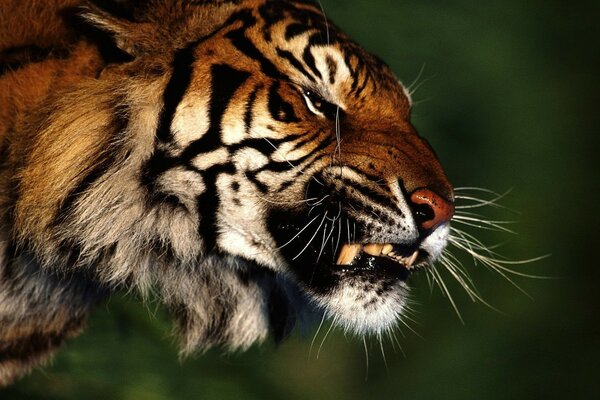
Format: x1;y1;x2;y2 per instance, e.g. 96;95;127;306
410;188;455;231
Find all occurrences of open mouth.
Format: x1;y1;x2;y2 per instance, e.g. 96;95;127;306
268;210;430;290
335;243;427;281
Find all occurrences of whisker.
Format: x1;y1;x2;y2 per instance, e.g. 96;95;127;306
452;216;517;234
397;314;423;338
390;330;405;358
317;318;337;359
454;186;504;195
438;256;504;314
260;136;325;187
408;71;435;98
450;227;507;258
309;312;327;359
430;264;464;323
317;0;330;46
317;219;336;262
293;213;327;260
363;336;369;381
333;215;342;262
406;63;427;93
448;237;538;298
378;333;388;371
276;213;320;250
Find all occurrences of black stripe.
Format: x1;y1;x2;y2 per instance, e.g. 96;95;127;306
276;48;316;82
53;101;130;226
141;9;254;198
258;2;325;32
190;64;250;252
267;82;300;123
155;41;198;143
181;64;250;162
244;84;262;132
225;12;284;79
325;55;338;84
302;46;322;81
229;133;304;157
54;161;112;226
153;8;255;144
285;23;312;40
256;135;334;174
245;171;269;193
345;53;361;95
277;153;329;192
339;178;401;215
354;69;371;98
195;163;235;252
0;45;70;76
245;137;332;193
140;148;180;202
286;128;324;153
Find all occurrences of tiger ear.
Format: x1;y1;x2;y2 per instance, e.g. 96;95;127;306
79;2;155;57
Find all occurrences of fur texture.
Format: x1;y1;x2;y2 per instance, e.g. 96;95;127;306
0;0;454;385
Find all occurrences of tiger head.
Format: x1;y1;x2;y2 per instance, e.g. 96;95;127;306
83;0;454;337
86;0;453;334
9;0;454;359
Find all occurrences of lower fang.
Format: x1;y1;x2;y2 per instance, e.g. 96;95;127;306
406;250;419;268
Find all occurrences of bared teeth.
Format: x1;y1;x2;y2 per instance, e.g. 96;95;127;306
405;250;419;269
336;244;362;265
363;243;384;257
335;243;421;270
381;244;393;256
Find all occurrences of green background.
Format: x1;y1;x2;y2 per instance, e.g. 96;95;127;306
4;0;599;399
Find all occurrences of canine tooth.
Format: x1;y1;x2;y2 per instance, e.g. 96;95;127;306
406;250;419;268
381;244;393;255
337;244;362;265
363;244;383;256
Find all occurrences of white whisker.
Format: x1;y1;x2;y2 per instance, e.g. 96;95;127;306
363;336;369;380
317;318;337;359
452;216;517;233
309;312;327;359
378;334;388;371
430;264;464;323
293;212;327;260
276;213;320;250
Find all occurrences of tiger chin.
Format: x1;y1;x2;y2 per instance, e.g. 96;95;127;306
0;0;455;386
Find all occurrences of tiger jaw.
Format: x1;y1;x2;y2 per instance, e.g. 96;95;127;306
264;203;453;335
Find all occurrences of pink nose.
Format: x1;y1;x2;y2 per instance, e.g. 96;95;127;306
410;188;455;231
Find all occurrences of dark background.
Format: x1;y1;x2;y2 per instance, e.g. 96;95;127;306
4;0;599;398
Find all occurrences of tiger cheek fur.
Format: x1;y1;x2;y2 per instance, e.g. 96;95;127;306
0;0;453;385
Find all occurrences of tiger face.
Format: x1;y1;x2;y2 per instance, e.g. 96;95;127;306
134;0;453;335
0;0;456;384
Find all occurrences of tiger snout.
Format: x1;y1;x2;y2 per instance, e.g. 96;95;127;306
268;131;455;334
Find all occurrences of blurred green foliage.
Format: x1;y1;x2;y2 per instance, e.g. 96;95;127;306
3;0;599;399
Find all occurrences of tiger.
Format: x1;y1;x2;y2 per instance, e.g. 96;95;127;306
0;0;455;385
